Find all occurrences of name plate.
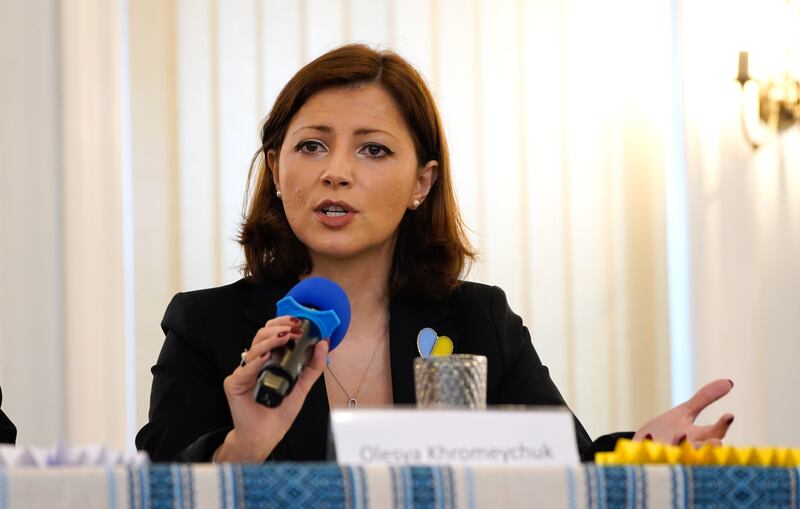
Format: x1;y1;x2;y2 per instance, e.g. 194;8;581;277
330;408;579;465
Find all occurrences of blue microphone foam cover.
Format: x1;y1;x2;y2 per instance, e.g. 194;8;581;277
283;277;351;350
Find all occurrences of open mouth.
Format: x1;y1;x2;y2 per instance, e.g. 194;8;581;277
314;200;357;227
321;205;348;217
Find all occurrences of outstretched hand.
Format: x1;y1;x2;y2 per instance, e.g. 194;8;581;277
633;379;735;447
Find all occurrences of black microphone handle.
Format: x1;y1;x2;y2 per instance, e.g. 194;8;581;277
254;319;320;408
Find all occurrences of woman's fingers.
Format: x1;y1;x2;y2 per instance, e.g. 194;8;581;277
259;340;328;423
670;432;687;445
250;316;301;348
683;379;734;419
240;336;281;368
664;413;734;448
242;328;300;366
692;413;735;442
229;335;326;402
286;341;329;403
709;412;735;438
226;331;299;395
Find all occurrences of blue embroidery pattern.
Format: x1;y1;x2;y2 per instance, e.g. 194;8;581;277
239;464;346;508
688;466;797;508
148;465;177;509
409;467;438;508
566;465;577;509
601;466;631;508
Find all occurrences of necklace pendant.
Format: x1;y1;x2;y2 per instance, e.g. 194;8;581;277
347;398;358;408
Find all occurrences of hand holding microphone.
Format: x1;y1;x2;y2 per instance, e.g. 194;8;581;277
255;277;351;407
216;278;350;463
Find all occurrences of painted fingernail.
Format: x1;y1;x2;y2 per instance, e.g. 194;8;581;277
676;433;687;444
290;318;301;325
725;415;735;425
278;331;287;338
291;327;302;335
727;379;734;388
644;433;653;441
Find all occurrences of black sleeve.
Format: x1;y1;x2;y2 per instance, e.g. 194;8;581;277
488;285;633;462
0;385;16;445
135;293;233;462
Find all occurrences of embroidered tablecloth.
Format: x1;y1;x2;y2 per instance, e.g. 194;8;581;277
0;463;797;508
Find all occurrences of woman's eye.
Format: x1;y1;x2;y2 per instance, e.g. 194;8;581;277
297;140;326;153
361;143;391;158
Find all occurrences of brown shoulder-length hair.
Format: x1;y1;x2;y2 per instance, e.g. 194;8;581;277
239;44;475;298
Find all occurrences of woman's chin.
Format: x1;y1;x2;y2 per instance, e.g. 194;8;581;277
307;242;363;261
307;240;394;264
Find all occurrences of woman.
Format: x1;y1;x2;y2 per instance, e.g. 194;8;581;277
136;44;734;463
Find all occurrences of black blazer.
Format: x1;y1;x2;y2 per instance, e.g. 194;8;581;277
0;385;17;445
136;278;630;462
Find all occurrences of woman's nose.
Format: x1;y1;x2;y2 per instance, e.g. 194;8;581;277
320;151;353;188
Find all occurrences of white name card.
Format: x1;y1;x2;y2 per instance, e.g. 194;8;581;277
330;407;579;466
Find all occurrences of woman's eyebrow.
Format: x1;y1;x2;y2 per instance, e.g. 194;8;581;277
353;127;393;137
290;124;332;136
291;125;400;142
352;128;402;144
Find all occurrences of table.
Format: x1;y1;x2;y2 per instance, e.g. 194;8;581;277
0;463;798;508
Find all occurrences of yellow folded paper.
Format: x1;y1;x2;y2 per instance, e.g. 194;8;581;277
596;439;800;467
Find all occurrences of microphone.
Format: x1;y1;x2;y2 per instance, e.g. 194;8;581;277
254;277;351;407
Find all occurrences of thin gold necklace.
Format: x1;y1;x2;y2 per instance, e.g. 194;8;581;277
326;317;389;408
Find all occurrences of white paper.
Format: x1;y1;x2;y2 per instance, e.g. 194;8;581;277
331;407;580;466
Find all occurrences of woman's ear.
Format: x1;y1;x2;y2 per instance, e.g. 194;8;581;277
267;149;280;189
411;160;438;208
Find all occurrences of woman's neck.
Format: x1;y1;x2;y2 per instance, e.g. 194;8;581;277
305;250;392;331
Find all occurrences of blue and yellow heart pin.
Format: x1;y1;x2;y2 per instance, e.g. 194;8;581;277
416;327;454;358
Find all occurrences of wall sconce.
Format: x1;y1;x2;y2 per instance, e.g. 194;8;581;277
736;50;800;149
735;0;800;149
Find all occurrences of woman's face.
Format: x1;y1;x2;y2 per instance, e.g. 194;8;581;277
269;84;436;264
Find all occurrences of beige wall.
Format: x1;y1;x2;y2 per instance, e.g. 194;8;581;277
679;0;800;446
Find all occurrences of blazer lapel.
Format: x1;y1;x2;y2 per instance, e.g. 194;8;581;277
389;294;454;404
242;278;296;328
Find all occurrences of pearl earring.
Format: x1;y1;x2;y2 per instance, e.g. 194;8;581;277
411;199;421;210
276;190;282;199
